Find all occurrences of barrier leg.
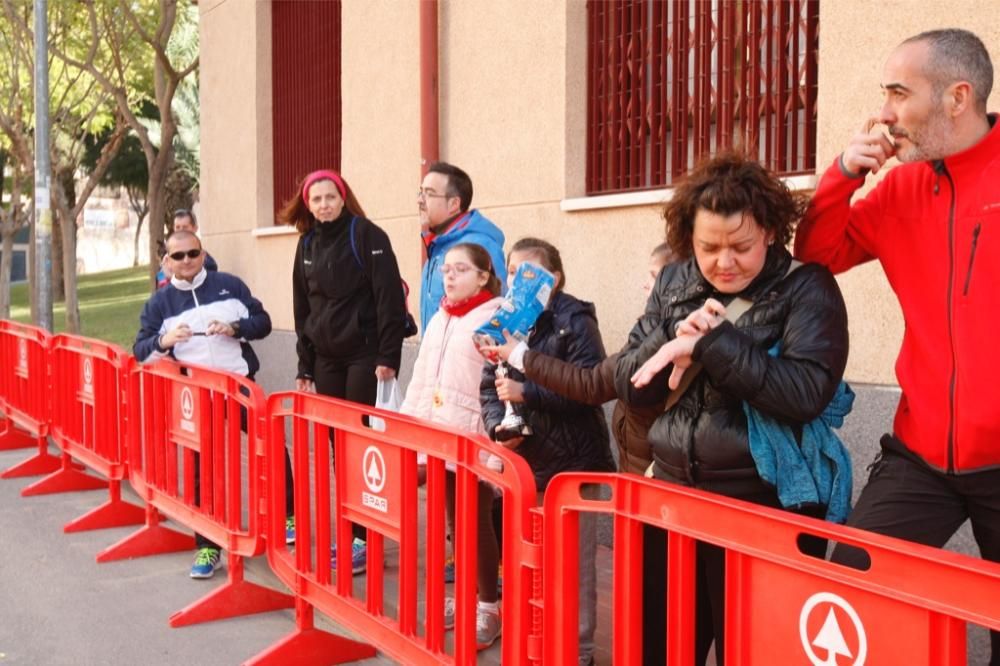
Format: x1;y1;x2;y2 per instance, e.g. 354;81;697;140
0;435;60;478
243;598;376;666
96;505;195;563
21;453;108;496
64;481;146;533
169;553;294;627
0;423;35;451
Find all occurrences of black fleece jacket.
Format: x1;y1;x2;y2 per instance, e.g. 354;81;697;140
292;211;406;377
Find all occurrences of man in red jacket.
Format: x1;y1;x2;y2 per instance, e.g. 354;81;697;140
795;28;1000;663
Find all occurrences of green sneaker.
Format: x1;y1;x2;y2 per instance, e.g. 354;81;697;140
189;547;222;579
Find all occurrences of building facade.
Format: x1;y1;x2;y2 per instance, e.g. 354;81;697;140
198;0;999;392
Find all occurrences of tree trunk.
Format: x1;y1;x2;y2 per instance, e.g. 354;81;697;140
61;208;80;333
0;150;9;320
128;186;149;268
0;229;13;320
133;213;146;267
52;212;65;302
28;223;36;322
146;152;172;288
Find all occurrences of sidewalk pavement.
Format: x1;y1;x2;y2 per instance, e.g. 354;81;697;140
0;446;618;666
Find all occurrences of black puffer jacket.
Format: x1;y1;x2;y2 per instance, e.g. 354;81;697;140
614;246;849;486
481;291;615;491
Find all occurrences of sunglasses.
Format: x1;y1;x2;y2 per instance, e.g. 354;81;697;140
168;249;202;261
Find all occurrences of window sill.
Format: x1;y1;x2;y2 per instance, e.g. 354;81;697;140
251;225;299;238
560;174;816;213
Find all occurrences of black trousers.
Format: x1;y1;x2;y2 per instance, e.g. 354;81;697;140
832;436;1000;666
642;478;826;665
313;352;378;543
195;383;295;551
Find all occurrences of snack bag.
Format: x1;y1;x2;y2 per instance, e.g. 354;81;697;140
473;261;555;348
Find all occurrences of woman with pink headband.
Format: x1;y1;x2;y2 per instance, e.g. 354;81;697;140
279;170;408;574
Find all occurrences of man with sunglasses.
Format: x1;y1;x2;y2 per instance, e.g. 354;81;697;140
418;162;506;333
172;208;219;272
133;230;273;579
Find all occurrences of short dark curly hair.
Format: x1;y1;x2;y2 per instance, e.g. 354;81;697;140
663;151;808;259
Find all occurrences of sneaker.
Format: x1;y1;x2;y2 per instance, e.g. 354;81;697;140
443;596;456;630
189;547;222;579
331;538;367;574
443;556;456;583
475;605;502;649
285;516;296;544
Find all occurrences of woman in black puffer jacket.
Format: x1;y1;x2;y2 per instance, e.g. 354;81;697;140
617;153;849;665
480;237;613;666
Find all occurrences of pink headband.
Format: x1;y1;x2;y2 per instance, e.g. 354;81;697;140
301;170;346;203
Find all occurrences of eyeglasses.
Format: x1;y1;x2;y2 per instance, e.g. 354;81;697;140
438;262;482;277
168;249;203;261
417;189;452;200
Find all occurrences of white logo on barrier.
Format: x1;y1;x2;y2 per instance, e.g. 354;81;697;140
17;338;28;375
799;592;867;666
363;445;386;493
82;358;94;393
179;387;196;433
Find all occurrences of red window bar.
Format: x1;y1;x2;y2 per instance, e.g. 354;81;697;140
271;0;343;216
586;0;819;195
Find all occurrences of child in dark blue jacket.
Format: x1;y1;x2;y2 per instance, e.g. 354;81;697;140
480;237;614;665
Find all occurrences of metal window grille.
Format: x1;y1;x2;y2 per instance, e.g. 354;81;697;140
271;0;342;215
586;0;819;195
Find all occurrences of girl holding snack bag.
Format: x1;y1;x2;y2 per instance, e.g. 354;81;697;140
398;242;505;649
479;237;614;666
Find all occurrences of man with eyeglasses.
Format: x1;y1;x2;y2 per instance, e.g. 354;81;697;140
418;162;506;333
133;230;273;579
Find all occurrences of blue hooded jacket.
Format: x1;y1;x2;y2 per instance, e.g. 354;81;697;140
420;209;506;332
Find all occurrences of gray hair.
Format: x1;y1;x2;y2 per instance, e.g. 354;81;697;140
904;29;993;112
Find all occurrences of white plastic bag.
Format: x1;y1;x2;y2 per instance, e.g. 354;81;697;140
370;378;403;431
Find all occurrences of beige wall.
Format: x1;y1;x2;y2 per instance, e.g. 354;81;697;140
816;0;1000;383
199;0;1000;387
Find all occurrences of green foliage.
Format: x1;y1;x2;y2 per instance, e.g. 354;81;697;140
9;264;151;348
136;3;199;188
82;99;158;190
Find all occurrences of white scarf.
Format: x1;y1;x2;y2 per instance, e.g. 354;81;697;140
170;267;208;291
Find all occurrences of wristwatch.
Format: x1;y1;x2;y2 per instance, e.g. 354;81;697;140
229;320;241;338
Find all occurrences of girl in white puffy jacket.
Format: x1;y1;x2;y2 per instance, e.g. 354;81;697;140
400;242;504;648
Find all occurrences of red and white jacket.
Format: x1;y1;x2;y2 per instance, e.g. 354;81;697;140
795;115;1000;473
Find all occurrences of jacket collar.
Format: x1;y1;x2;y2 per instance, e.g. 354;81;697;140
171;267;207;291
664;245;793;307
422;211;471;249
936;113;1000;180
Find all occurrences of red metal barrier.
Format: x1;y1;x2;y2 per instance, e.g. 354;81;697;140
100;359;293;627
0;320;59;477
248;392;539;666
21;336;143;530
540;473;1000;665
